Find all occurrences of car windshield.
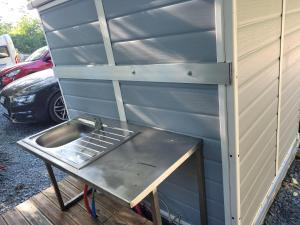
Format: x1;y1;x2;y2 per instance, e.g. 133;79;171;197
0;46;9;58
25;46;48;62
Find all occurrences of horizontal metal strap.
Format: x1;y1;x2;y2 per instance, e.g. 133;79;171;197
54;63;231;85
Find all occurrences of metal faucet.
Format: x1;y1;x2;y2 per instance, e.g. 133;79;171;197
94;117;103;130
79;115;103;130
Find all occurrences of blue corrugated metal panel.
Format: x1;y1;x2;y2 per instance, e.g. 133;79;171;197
59;79;119;119
102;0;216;64
46;22;103;49
40;0;107;65
40;0;98;31
120;81;224;225
50;44;107;65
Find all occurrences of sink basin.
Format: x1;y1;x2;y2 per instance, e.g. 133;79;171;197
36;121;94;148
20;116;139;169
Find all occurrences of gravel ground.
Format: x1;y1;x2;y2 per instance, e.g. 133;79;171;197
264;156;300;225
0;107;65;214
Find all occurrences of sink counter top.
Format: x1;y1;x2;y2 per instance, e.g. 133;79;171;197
18;117;202;207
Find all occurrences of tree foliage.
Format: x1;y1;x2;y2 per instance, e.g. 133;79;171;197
0;16;46;54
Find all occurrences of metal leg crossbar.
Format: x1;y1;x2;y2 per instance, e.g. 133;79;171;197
45;162;91;211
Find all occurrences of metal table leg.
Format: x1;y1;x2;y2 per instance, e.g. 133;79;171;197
195;148;208;225
45;162;90;211
149;188;163;225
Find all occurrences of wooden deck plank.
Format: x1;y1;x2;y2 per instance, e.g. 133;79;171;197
60;177;122;214
104;216;128;225
42;186;108;224
31;193;79;225
58;180;112;222
0;216;7;225
1;177;152;225
1;208;30;225
64;177;147;225
16;199;53;225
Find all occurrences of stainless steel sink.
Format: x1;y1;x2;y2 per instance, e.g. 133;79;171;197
36;121;94;148
21;116;138;169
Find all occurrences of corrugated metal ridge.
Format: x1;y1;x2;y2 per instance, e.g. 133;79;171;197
162;180;224;208
67;108;118;121
51;42;104;51
124;103;219;119
111;29;215;44
46;21;100;34
163;195;225;222
105;0;189;20
164;180;223;202
63;94;115;102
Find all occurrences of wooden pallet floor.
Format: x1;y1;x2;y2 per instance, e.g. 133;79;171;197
0;176;152;225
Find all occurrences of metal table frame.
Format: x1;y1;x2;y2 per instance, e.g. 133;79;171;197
44;145;207;225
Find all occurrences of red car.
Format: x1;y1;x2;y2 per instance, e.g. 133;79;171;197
0;46;53;88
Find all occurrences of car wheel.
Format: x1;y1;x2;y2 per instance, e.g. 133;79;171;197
49;93;68;123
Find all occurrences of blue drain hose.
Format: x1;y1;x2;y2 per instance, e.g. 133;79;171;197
91;188;97;218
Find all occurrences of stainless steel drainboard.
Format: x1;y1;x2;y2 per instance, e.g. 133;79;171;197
32;125;138;169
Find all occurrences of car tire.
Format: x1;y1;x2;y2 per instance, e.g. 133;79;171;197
48;92;68;123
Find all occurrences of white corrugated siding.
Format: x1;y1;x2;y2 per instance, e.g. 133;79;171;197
237;0;282;224
278;0;300;166
237;0;300;224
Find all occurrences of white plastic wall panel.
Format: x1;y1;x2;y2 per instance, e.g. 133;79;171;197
239;80;279;143
102;0;217;64
59;79;119;119
236;1;282;224
278;4;300;167
237;0;282;27
119;81;224;225
239;96;278;161
238;40;281;86
285;11;300;35
237;17;282;58
283;28;300;55
39;0;107;65
238;60;279;114
242;152;275;225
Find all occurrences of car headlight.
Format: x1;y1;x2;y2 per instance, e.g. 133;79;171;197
5;69;21;78
12;94;36;105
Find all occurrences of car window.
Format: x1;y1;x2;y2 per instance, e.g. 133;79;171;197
25;46;48;62
0;46;10;58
